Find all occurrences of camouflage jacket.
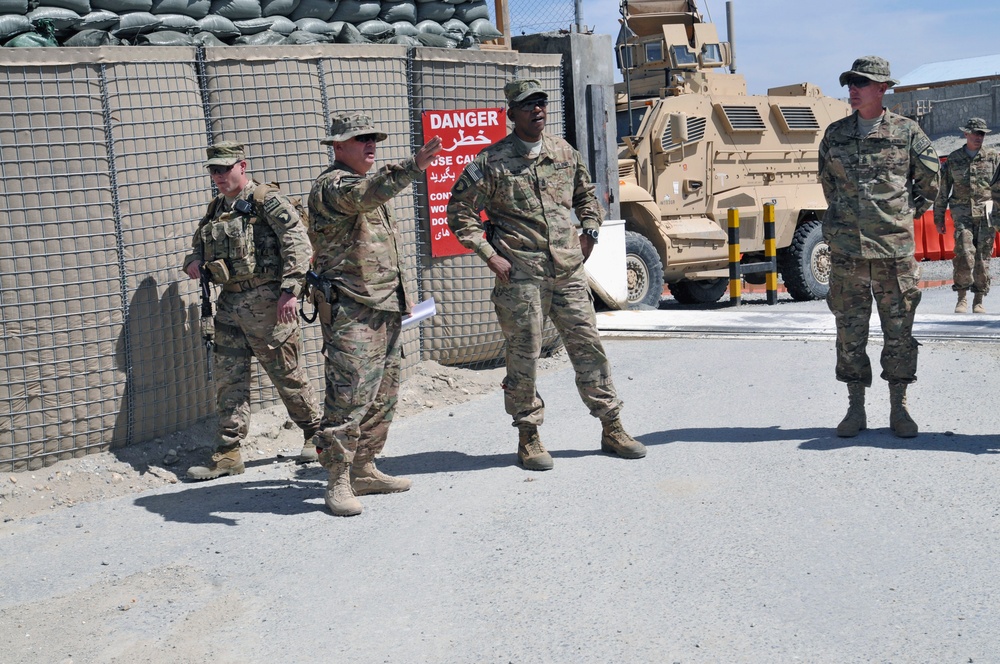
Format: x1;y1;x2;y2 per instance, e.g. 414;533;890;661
819;109;940;258
183;180;312;296
446;132;603;279
307;158;420;313
935;145;1000;227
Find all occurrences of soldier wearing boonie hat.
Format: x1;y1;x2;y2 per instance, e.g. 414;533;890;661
935;117;1000;314
183;140;322;480
820;56;939;440
307;112;443;517
503;78;548;105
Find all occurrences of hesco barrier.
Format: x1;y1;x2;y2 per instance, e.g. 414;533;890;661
0;44;564;471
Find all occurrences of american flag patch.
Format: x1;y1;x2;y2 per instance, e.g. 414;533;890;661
466;161;483;182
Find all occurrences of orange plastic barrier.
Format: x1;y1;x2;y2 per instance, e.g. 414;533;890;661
995;231;1000;258
918;210;939;261
940;210;956;260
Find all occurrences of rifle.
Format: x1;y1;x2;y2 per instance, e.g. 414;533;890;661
199;268;215;380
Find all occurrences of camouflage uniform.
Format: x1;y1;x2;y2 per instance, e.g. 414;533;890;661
447;101;622;430
307;118;419;467
819;78;939;388
184;170;321;453
935;120;1000;296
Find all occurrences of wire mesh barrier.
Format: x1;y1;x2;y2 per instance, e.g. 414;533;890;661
495;0;577;36
0;44;563;471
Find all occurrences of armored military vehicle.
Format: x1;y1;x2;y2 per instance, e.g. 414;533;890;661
615;0;850;306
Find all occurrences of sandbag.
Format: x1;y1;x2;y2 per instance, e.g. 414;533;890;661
452;0;487;22
293;16;334;33
233;15;270;33
384;34;418;46
136;28;192;43
390;20;416;36
78;9;118;29
267;15;293;33
414;19;442;34
287;0;335;21
195;13;238;38
285;28;324;43
91;0;151;12
416;1;452;22
62;27;122;44
356;18;391;40
190;28;225;44
333;19;365;43
441;17;465;36
0;14;31;40
27;7;80;32
5;28;57;45
378;1;414;23
414;30;455;48
0;0;27;13
209;0;260;20
112;11;161;37
37;0;91;15
330;0;377;22
260;0;295;17
232;28;284;44
150;0;210;17
156;12;198;30
468;17;500;40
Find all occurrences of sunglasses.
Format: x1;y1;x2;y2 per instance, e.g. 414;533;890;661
353;134;379;144
516;98;548;112
208;163;236;176
845;76;874;89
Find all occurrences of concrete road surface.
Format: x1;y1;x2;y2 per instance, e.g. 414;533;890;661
2;283;1000;663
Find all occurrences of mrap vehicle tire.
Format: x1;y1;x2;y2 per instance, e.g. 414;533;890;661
625;230;664;309
779;219;830;301
668;277;728;304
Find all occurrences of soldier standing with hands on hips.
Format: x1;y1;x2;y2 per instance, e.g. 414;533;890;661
307;113;442;517
446;79;646;471
934;117;1000;314
819;57;939;439
183;141;322;480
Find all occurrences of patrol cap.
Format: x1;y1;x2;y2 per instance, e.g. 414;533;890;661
960;117;991;134
205;141;245;168
504;78;548;105
838;56;899;88
321;112;388;145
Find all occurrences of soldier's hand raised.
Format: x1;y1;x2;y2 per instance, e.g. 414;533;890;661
415;136;444;171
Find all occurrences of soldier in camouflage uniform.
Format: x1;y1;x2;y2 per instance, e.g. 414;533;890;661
446;78;646;471
819;57;940;439
308;113;442;517
934;118;1000;313
183;141;322;480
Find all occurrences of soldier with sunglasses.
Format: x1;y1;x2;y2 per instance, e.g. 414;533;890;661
307;113;442;516
447;79;646;472
819;57;940;439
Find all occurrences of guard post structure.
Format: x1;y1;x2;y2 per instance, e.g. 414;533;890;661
727;207;741;305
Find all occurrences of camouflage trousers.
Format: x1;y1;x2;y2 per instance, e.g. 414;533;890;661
492;265;622;428
213;285;322;449
952;220;994;294
827;253;921;387
313;296;402;465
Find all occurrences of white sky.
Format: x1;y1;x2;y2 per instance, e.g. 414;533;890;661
578;0;1000;98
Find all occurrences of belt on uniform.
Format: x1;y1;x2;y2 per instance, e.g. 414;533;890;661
222;277;273;293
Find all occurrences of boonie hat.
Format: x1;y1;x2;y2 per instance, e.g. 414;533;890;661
504;78;548;105
205;141;245;168
960;117;991;134
321;112;388;145
838;56;899;87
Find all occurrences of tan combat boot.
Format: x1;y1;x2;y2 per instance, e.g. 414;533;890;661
298;442;319;464
888;383;918;438
517;425;553;471
187;447;245;481
955;290;968;313
836;383;867;438
973;293;986;314
600;418;647;459
325;461;362;516
352;461;412;495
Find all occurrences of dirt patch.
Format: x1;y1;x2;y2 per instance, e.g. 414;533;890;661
0;353;568;522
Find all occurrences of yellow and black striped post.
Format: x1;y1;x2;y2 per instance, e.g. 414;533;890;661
764;202;778;305
727;207;741;305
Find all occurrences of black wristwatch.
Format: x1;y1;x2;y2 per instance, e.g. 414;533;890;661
582;228;599;243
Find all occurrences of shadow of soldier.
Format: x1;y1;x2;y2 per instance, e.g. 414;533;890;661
800;431;1000;455
111;276;215;474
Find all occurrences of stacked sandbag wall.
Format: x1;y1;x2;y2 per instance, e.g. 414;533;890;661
0;0;503;48
0;44;563;471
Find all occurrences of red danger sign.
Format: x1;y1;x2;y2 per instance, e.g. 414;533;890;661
422;108;507;258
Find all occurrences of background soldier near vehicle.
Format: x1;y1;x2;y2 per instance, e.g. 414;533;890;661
446;78;646;471
934;117;1000;314
308;113;442;517
182;141;322;480
819;57;940;440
